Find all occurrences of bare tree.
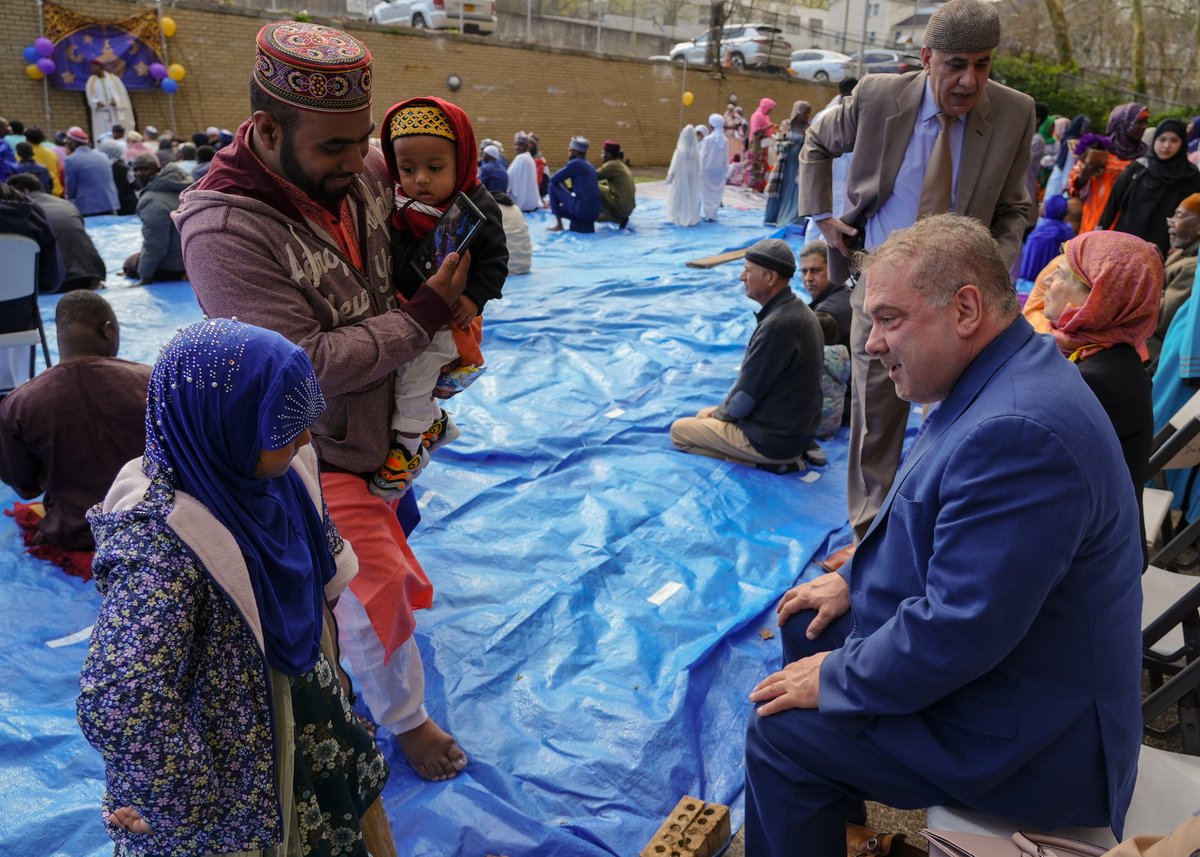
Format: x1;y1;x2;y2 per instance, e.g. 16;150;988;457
1130;0;1146;93
1042;0;1074;66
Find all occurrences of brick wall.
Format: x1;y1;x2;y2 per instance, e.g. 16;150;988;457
1;0;827;166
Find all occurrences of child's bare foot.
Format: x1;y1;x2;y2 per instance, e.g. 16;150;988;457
396;717;467;781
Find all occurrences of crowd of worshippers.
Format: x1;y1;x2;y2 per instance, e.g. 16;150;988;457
3;4;1200;855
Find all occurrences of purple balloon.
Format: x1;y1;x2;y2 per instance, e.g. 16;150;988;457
149;62;167;80
22;45;39;64
34;37;53;58
161;77;178;94
35;57;55;75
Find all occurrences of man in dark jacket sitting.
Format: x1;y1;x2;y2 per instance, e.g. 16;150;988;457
670;238;824;473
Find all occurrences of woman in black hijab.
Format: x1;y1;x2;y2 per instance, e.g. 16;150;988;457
1099;118;1200;257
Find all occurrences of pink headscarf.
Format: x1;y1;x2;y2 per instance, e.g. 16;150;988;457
749;98;776;138
1051;231;1163;362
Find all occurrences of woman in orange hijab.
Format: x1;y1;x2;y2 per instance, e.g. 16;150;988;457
1042;230;1163;561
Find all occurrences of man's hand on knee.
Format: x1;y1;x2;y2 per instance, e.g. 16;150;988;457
696;405;719;419
749;651;830;715
777;572;849;639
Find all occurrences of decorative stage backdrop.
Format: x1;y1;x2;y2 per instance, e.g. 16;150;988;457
40;0;163;92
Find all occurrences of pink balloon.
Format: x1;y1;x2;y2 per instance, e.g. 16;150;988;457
149;62;167;80
35;57;55;75
34;37;53;58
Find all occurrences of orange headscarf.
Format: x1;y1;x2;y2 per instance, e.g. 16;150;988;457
1051;231;1162;362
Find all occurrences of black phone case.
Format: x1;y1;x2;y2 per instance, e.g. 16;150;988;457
410;191;486;282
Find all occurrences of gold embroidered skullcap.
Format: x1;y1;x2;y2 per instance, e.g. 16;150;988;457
389;104;456;141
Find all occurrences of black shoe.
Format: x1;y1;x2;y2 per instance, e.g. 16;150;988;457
802;441;827;467
757;460;805;475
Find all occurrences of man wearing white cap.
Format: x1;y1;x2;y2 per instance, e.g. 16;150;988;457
507;130;540;212
176;21;470;783
478;143;509;192
799;0;1036;569
62;127;119;217
547;136;600;232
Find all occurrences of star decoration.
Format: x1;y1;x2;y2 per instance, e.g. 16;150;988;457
61;71;75;84
82;34;93;44
134;61;148;76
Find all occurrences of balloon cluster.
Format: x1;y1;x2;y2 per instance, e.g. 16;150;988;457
149;60;186;94
150;18;182;94
22;37;55;80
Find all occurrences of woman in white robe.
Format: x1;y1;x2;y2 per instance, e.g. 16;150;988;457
665;125;700;227
698;113;728;222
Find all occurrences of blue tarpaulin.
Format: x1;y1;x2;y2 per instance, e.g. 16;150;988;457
0;194;868;856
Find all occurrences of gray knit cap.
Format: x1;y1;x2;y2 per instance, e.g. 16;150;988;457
744;239;796;279
923;0;1000;52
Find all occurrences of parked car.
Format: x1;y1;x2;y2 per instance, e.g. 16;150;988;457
788;49;852;82
669;24;793;70
368;0;496;35
845;49;922;74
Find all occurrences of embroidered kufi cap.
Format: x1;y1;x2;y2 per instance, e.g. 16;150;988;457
66;126;90;144
602;139;621;155
744;238;796;279
254;21;373;114
569;136;590;153
923;0;1000;53
514;131;531;145
1181;193;1200;215
388;103;456;141
483;144;500;158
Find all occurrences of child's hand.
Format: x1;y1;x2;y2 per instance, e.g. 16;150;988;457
109;806;153;834
451;296;478;329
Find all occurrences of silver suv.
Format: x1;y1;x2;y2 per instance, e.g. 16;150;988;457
669;24;792;70
368;0;496;34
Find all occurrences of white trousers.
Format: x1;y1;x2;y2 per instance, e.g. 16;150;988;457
333;588;429;735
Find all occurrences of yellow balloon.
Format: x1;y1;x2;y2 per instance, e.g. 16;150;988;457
161;16;176;37
26;63;44;80
167;63;186;81
682;90;694;107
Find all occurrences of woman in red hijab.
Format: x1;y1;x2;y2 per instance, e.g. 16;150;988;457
1043;229;1162;562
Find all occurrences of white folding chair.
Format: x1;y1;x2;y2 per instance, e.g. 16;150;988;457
0;233;52;398
1147;390;1200;565
926;745;1200;844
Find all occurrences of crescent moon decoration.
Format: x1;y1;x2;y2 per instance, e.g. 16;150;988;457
66;43;83;63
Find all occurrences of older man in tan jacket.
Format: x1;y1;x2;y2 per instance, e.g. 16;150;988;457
798;0;1036;560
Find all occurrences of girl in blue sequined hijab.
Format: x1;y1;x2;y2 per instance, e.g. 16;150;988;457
144;318;331;675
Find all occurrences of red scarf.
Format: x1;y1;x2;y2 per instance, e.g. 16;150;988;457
381;96;479;238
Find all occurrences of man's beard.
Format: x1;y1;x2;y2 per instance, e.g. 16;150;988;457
279;134;352;209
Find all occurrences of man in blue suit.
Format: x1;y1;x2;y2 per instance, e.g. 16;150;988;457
743;214;1144;856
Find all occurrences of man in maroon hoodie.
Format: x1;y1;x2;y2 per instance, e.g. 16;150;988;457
174;21;470;781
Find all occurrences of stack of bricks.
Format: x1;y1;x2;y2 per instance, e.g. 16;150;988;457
640;795;732;857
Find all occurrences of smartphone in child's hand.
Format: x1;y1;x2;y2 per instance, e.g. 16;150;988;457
410;191;486;281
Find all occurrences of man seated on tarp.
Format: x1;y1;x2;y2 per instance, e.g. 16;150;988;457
742;215;1144;857
596;139;635;229
669;238;824;474
0;291;150;580
547;136;601;233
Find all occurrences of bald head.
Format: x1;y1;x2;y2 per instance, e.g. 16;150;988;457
55;291;120;360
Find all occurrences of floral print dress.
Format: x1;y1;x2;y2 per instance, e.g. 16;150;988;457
78;474;387;857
